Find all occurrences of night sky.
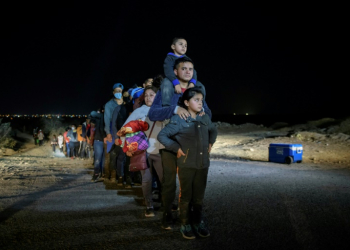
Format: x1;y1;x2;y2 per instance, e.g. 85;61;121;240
1;2;346;116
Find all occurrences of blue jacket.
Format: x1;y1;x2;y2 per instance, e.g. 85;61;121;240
148;90;212;122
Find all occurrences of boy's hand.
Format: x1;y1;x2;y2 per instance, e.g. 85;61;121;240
208;143;212;153
188;83;195;88
175;84;182;94
177;107;190;119
177;148;186;158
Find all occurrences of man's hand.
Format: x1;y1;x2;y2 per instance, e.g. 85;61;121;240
188;82;195;88
177;148;186;158
126;151;133;157
208;144;212;153
176;107;190;120
174;84;182;94
106;134;112;142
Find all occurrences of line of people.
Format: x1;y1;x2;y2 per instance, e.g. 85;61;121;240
87;37;217;240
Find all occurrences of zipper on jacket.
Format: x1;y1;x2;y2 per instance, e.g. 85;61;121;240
183;149;189;163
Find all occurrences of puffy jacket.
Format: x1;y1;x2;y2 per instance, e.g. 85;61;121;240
157;114;217;169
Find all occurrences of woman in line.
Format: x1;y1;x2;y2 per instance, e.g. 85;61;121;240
122;85;164;217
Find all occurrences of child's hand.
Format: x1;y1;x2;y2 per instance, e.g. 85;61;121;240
175;84;182;94
126;151;133;157
208;143;212;153
177;148;186;158
188;83;195;88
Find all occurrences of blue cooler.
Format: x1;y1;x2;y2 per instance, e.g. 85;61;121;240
268;143;303;164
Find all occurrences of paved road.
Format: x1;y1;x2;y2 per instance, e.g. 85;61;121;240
1;159;350;250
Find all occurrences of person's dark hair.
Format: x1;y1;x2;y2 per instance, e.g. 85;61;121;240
172;37;186;45
144;85;158;95
174;57;194;70
178;86;204;110
152;74;164;89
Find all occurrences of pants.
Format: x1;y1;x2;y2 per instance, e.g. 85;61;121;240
160;78;206;107
93;140;105;176
52;144;56;152
39;139;43;146
66;142;70;157
69;141;79;157
160;149;178;214
78;141;87;158
109;144;125;179
178;167;208;225
103;142;111;178
141;153;163;208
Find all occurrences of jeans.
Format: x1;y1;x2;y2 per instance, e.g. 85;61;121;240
66;142;70;157
52;144;56;152
93;140;105;176
160;78;206;107
69;141;79;157
79;141;87;158
141;153;163;208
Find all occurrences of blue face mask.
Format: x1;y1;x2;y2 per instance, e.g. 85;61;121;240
114;93;122;99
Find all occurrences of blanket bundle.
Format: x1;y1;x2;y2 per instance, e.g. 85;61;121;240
117;120;149;154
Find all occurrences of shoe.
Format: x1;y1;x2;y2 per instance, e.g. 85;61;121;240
117;177;123;186
161;212;173;230
180;224;196;240
145;208;155;217
171;204;178;211
70;157;74;159
91;174;99;182
192;221;210;237
110;178;117;183
125;176;132;188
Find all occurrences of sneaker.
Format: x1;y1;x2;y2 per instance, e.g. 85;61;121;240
180;224;196;240
145;208;155;217
193;221;210;237
117;177;123;186
161;213;173;230
91;174;99;182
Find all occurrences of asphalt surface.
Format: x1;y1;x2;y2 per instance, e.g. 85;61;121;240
1;159;350;250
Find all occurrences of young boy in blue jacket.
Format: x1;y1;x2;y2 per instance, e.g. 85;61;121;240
161;37;206;107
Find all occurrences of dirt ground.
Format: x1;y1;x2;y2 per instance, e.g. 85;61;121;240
1;117;350;198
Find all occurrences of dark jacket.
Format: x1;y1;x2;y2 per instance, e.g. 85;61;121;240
90;111;105;141
111;104;128;140
157;114;217;169
164;53;197;86
148;89;212;122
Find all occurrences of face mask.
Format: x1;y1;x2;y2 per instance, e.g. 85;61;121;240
72;127;75;130
114;93;122;99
